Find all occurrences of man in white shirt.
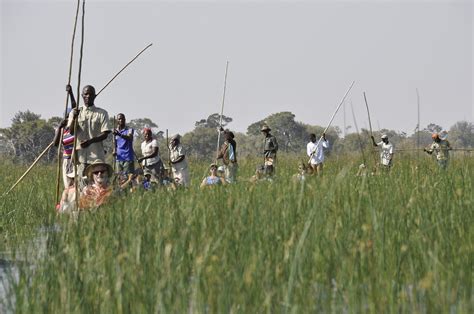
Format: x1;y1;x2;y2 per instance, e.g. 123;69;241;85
307;133;329;175
371;134;394;170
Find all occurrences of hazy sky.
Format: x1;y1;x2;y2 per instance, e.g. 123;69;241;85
1;0;472;136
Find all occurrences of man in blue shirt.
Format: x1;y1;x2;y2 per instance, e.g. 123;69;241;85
113;113;135;174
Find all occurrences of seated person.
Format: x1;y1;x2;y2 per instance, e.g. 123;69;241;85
249;165;273;183
117;172;137;193
79;160;113;209
292;162;308;182
142;168;164;191
200;163;226;188
56;170;77;213
161;167;176;190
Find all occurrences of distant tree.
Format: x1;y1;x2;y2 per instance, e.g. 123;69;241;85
0;111;56;163
449;121;473;148
128;118;159;135
195;113;232;129
247;112;307;152
181;127;218;159
425;123;443;134
11;110;41;124
48;116;64;129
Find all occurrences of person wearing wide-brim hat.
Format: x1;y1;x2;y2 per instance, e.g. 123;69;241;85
80;160;114;209
83;160;113;181
169;134;190;187
371;134;394;169
261;124;278;175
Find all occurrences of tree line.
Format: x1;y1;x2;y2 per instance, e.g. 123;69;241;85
1;110;473;164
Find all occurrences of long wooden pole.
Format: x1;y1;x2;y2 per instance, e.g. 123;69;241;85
96;43;153;97
308;81;356;163
350;101;367;166
215;61;229;164
363;92;373;136
112;116;116;173
4;142;55;196
166;129;171;170
73;0;86;210
416;88;421;161
55;0;81;205
363;92;378;166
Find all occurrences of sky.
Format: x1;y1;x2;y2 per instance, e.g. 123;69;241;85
1;0;472;136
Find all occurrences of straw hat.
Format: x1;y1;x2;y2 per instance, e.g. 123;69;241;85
261;125;271;132
83;160;113;180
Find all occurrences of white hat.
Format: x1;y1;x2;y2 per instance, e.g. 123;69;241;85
381;134;388;139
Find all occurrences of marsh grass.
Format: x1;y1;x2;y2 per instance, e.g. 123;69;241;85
0;155;472;312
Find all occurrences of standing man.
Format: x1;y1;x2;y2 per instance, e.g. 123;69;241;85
261;125;278;175
307;133;329;175
113;113;135;175
138;128;163;183
424;133;452;169
371;134;394;170
169;134;190;187
68;85;111;181
217;128;238;183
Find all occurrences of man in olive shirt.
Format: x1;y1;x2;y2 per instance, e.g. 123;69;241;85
68;85;111;180
261;124;278;175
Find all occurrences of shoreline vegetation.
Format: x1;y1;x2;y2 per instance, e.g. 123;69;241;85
1;155;472;312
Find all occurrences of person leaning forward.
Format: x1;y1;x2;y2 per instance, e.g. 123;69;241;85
261;124;278;175
217;128;238;183
67;85;111;182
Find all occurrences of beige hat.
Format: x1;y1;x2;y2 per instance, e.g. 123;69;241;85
170;134;181;141
83;160;113;180
261;125;271;132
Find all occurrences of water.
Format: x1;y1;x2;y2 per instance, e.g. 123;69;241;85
0;224;59;312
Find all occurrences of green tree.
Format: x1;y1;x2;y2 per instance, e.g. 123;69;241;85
247;112;307;152
181;127;218;159
0;111;56;163
425;123;443;134
195;113;232;129
449;121;473;148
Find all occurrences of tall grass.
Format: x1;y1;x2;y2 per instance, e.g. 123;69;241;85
0;155;472;312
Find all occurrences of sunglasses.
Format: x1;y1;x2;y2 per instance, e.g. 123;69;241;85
92;169;107;175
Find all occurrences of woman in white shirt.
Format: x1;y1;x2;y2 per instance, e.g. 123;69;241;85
138;128;164;183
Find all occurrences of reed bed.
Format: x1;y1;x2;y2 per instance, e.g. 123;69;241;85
0;156;472;312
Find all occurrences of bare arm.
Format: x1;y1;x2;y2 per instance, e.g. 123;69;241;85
138;147;158;162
